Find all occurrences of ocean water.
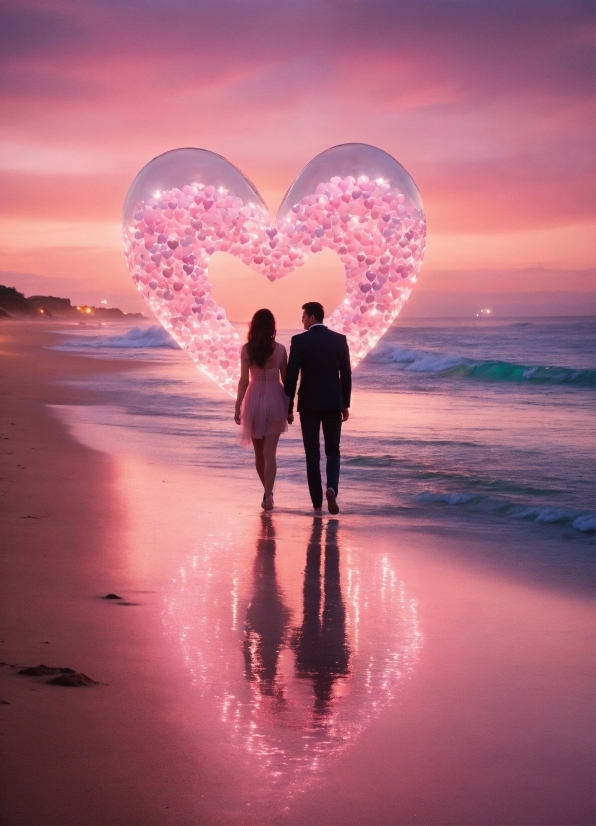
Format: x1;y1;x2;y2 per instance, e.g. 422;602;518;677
53;316;595;538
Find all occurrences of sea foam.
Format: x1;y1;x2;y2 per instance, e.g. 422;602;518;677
414;489;595;532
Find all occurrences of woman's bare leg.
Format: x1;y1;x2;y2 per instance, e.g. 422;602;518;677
263;434;280;503
251;438;265;487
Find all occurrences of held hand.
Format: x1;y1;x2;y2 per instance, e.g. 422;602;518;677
234;408;241;425
287;412;294;425
341;408;350;422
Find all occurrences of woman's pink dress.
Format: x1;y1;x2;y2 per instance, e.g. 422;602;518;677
239;342;289;447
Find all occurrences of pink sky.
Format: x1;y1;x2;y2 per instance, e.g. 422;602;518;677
0;0;594;320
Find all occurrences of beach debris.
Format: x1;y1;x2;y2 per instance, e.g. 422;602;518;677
21;515;39;519
48;672;99;687
103;593;139;605
18;665;75;676
18;664;99;686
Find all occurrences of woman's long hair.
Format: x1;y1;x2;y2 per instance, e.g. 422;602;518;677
246;309;276;367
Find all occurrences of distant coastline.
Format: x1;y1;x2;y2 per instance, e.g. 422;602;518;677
0;285;145;321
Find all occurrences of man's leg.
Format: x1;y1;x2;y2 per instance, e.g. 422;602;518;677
299;412;323;509
321;411;342;495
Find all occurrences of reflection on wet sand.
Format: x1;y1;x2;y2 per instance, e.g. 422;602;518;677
164;513;422;793
291;520;350;718
243;518;290;703
243;518;351;725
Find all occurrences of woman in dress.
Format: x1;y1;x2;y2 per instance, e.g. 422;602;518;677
234;309;289;511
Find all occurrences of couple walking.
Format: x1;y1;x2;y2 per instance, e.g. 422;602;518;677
234;302;351;515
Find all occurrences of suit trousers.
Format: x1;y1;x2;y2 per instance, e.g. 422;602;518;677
299;410;342;508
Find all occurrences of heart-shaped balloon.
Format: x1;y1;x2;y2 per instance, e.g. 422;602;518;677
122;144;426;395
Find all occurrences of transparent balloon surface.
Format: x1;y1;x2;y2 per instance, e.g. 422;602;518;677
123;148;266;223
278;143;423;215
275;143;426;364
122;148;268;395
122;145;426;395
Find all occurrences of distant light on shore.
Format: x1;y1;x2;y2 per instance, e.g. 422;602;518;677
476;308;492;317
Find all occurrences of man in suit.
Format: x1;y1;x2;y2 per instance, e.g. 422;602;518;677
284;302;351;515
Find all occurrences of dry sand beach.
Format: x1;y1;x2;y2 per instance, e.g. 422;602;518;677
0;321;594;825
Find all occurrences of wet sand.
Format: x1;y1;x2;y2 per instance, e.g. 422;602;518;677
0;322;594;825
0;323;226;824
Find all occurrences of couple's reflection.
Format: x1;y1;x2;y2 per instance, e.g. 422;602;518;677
292;518;350;715
243;516;290;701
243;517;350;717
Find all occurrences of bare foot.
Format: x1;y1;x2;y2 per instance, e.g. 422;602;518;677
313;506;324;517
326;488;339;515
260;493;266;510
264;494;274;511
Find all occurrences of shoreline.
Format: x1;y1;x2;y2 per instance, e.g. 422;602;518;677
0;322;593;825
0;322;130;663
0;323;224;825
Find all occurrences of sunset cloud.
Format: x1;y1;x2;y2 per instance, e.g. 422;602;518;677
0;0;593;315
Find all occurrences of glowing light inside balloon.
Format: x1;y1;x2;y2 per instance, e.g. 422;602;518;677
122;145;426;395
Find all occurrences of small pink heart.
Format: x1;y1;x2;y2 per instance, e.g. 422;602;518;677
123;144;426;395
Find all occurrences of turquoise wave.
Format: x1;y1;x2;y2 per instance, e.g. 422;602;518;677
368;343;595;387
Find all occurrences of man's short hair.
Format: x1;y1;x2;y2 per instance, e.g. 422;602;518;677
302;302;324;323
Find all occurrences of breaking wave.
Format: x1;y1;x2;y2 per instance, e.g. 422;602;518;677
368;343;595;387
414;491;595;531
56;325;181;349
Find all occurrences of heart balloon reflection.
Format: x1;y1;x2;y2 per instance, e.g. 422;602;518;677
122;144;426;395
163;517;422;795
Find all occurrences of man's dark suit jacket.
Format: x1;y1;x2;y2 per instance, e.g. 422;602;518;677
284;325;352;414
